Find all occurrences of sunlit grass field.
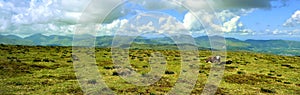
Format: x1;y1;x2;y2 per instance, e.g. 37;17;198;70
1;44;300;94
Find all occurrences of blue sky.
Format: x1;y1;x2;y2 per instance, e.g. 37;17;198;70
0;0;300;41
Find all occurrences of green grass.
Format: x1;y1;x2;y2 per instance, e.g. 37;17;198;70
0;45;300;94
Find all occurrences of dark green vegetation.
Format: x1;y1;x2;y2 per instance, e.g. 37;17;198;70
1;34;300;56
1;44;300;94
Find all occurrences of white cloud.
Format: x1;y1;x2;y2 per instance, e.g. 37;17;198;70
106;19;128;30
97;19;128;35
182;9;249;34
290;29;300;35
272;29;280;34
110;12;188;36
183;12;202;31
10;0;61;25
269;29;300;36
182;11;224;33
0;0;286;36
272;29;291;35
0;2;3;7
77;0;123;24
283;10;300;27
158;16;186;34
0;0;125;36
222;16;241;32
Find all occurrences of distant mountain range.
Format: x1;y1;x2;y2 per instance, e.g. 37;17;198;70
1;34;300;56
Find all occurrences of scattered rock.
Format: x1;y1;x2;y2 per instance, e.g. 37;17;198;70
113;70;132;76
72;55;80;61
160;62;166;64
87;79;97;84
113;66;121;69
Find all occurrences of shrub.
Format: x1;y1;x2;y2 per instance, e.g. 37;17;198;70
103;66;113;70
199;70;206;73
284;81;291;84
267;73;274;76
112;71;118;76
33;58;42;62
261;88;276;93
237;71;246;74
226;60;233;64
224;74;270;85
281;64;291;67
142;65;148;68
67;60;73;63
165;70;175;75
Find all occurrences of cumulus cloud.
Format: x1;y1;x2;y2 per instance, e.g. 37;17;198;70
283;10;300;27
183;11;222;33
268;28;300;35
254;28;299;36
158;16;187;34
113;12;188;36
97;19;128;35
222;16;241;32
183;12;203;31
182;9;249;34
0;0;126;36
78;0;125;24
0;0;289;36
179;0;268;35
290;29;300;35
10;0;61;25
0;2;2;7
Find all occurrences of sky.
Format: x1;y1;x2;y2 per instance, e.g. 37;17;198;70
0;0;300;41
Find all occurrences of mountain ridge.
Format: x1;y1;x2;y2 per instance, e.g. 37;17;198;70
1;34;300;56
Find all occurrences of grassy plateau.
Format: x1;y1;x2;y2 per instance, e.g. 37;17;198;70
0;44;300;94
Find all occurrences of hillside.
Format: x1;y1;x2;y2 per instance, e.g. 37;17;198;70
1;34;300;56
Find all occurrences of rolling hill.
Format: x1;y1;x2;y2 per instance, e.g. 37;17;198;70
1;34;300;56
